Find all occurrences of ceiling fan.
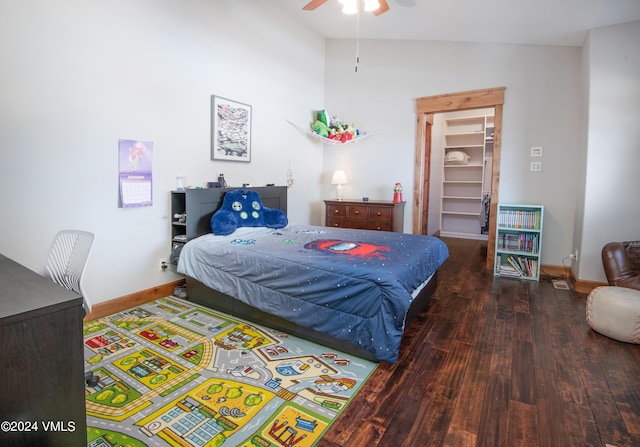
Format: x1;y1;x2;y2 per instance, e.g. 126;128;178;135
303;0;390;16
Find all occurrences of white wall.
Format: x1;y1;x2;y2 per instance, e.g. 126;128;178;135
577;21;640;282
0;0;326;305
323;38;582;269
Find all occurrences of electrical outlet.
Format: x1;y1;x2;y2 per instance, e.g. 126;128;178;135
530;161;542;172
568;249;579;262
159;258;168;271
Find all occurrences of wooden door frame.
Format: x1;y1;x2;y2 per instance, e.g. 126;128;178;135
413;87;505;269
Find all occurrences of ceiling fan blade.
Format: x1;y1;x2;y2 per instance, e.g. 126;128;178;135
373;0;390;15
303;0;329;10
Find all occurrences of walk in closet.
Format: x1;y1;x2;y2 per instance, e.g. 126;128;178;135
431;109;494;240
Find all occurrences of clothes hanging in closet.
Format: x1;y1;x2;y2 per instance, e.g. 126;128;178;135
480;192;490;235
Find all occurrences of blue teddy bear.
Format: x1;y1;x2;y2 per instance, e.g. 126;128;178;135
210;189;288;235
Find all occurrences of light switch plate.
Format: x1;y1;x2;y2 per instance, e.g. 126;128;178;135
531;146;543;157
530;161;542;172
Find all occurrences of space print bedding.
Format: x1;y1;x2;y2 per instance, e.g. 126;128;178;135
177;224;448;363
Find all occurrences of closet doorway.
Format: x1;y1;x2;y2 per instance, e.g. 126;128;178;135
413;87;505;269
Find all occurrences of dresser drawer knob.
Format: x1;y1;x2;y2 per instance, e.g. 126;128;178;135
355;210;360;215
333;223;339;227
334;209;339;214
376;212;382;216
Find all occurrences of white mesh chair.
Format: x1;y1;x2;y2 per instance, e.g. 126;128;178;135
41;230;95;314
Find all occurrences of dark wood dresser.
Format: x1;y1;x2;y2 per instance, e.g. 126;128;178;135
0;254;87;446
324;199;405;232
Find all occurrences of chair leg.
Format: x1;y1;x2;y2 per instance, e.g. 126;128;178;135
85;371;99;387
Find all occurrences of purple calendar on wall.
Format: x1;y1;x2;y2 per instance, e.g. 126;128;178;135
118;139;153;208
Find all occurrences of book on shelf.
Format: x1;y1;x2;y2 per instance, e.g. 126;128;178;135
497;254;537;278
498;208;541;230
497;233;539;253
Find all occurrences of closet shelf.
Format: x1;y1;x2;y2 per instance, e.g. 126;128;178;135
443;180;483;184
440;112;494;240
442;211;481;216
446;131;485;136
444;164;484;168
443;196;483;200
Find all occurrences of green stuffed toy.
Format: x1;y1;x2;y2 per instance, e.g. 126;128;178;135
312;119;330;137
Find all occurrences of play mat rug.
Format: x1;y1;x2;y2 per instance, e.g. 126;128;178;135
84;296;377;447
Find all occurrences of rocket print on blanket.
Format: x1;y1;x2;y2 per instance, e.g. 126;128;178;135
304;239;391;261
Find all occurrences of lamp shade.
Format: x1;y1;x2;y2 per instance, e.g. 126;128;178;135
331;170;348;185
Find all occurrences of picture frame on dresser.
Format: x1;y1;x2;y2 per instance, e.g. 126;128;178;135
211;95;252;162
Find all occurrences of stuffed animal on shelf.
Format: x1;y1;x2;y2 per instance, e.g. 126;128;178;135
210;189;288;235
312;119;330;137
310;110;360;142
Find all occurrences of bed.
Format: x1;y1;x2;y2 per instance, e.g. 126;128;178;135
175;186;449;363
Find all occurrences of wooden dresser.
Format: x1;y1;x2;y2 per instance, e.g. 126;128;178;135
0;254;87;446
324;200;405;232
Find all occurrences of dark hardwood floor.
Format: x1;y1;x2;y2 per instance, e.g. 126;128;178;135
318;237;640;447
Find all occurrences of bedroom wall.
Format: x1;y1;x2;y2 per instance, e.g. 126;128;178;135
323;38;582;270
0;0;326;305
576;21;640;283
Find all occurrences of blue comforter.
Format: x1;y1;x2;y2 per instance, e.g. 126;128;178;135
178;225;448;362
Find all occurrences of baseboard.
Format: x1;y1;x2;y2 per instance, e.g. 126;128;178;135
540;264;571;278
84;279;185;321
569;270;606;294
541;264;606;294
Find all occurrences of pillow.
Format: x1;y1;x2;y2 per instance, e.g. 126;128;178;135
210;189;288;235
445;150;470;165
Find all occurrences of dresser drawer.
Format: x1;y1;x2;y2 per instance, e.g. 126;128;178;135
360;221;391;231
327;219;391;231
347;205;369;219
327;204;347;218
367;206;391;221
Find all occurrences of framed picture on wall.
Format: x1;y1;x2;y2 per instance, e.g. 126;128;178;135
211;95;252;162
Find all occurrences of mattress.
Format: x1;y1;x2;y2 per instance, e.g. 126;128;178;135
177;225;448;362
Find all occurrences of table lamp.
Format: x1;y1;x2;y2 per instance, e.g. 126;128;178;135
331;170;348;201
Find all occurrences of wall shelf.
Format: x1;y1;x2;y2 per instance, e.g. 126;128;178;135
287;120;380;145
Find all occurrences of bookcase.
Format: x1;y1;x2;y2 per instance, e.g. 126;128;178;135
494;204;544;280
440;113;494;239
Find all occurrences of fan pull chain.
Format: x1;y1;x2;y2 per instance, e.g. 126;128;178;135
355;10;360;72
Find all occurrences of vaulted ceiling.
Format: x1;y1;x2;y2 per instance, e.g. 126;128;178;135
281;0;640;46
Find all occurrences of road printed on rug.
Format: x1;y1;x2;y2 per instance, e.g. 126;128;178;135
85;296;376;447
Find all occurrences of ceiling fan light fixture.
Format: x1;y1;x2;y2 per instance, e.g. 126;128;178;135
363;0;380;12
341;0;358;15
